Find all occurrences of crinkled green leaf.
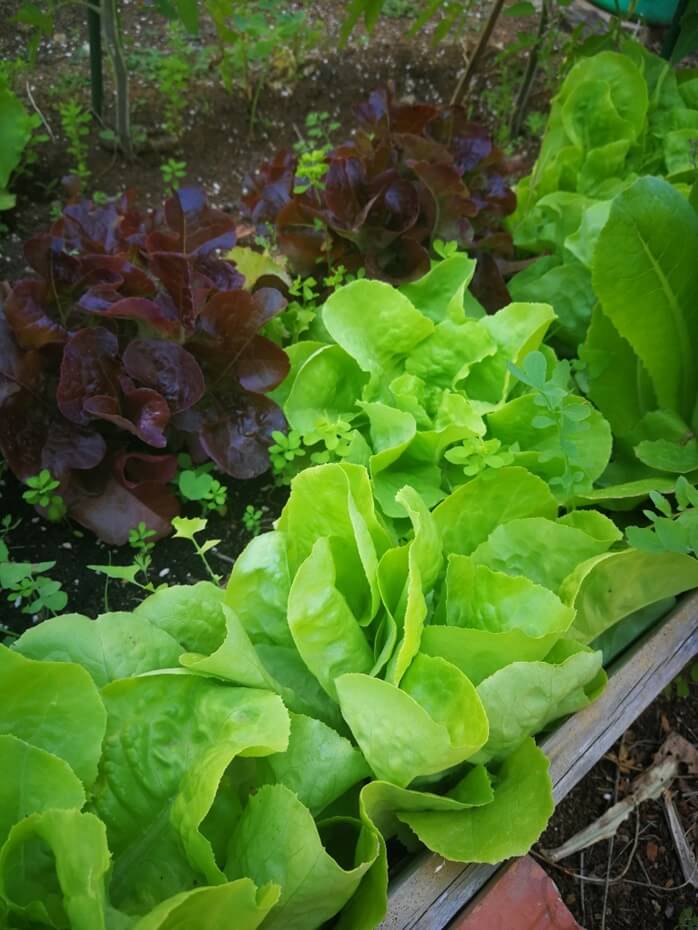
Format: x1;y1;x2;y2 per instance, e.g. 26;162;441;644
399;253;477;322
93;675;289;912
288;537;374;701
135;582;227;654
14;612;183;687
323;279;433;376
562;548;698;642
472;516;614;592
475;643;605;760
397;738;553;863
225;531;293;647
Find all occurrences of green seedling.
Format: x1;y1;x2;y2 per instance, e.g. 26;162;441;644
161;157;187;195
23;470;67;522
171;516;222;583
242;504;264;536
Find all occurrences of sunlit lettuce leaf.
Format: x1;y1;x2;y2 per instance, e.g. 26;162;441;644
134;582;227;654
474;641;605;760
14;611;183;686
336;654;488;787
226;784;379;930
93;675;289;912
397;738;553;863
562;548;698;642
0;809;111;930
433;466;558;556
0;735;85;847
131;879;280;930
0;646;106;787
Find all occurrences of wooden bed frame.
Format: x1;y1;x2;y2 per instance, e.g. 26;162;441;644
378;592;698;930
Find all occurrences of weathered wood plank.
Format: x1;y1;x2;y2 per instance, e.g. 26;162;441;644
378;591;698;930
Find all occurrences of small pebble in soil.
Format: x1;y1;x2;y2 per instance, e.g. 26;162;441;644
159;568;171;578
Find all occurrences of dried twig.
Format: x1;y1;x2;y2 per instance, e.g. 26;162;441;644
663;788;698;889
25;81;55;141
544;733;698;861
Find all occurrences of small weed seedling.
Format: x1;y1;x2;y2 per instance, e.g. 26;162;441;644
293;111;339;194
242;504;264;536
23;469;67;522
58;100;91;184
172;516;222;583
627;478;698;558
161;158;187;195
269;429;307;485
0;557;68;618
678;908;698;930
176;454;229;516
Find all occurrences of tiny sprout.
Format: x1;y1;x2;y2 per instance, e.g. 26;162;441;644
23;470;67;522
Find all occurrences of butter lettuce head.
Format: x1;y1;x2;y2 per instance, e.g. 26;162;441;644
1;459;689;930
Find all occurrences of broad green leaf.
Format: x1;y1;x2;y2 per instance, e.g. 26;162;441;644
285;345;367;433
399;253;476;322
404;319;496;389
13;611;183;686
288;537;374;701
397;738;553;862
0;809;111;930
562;548;698;642
0;646;106;787
225;531;293;647
463;303;556;404
557;509;622;544
421;555;575;683
247;713;370;817
93;676;289;912
135;582;227;654
0;735;85;847
277;464;391;623
592;177;698;421
472;516;614;592
269;341;326;407
475;643;605;759
336;654;488;787
508;258;595;350
359;765;493;841
573;476;678;509
131;879;280;930
433;467;558;557
323;279;433;376
180;605;275;689
255;643;345;731
226;785;379;930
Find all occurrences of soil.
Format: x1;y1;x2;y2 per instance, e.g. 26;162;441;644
538;673;698;930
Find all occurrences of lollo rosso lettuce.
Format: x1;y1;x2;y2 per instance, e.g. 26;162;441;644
241;86;516;309
4;461;698;928
0;187;290;543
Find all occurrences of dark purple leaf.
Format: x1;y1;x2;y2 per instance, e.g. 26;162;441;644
5;280;67;349
200;392;286;478
122;339;205;412
57;327;120;426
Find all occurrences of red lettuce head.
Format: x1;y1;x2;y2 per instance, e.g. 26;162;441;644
242;85;516;306
0;188;289;544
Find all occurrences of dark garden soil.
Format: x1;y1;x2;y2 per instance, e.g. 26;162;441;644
537;670;698;930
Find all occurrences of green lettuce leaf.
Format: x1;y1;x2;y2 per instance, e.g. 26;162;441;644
131;879;280;930
13;611;183;686
397;738;553;863
0;646;106;787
